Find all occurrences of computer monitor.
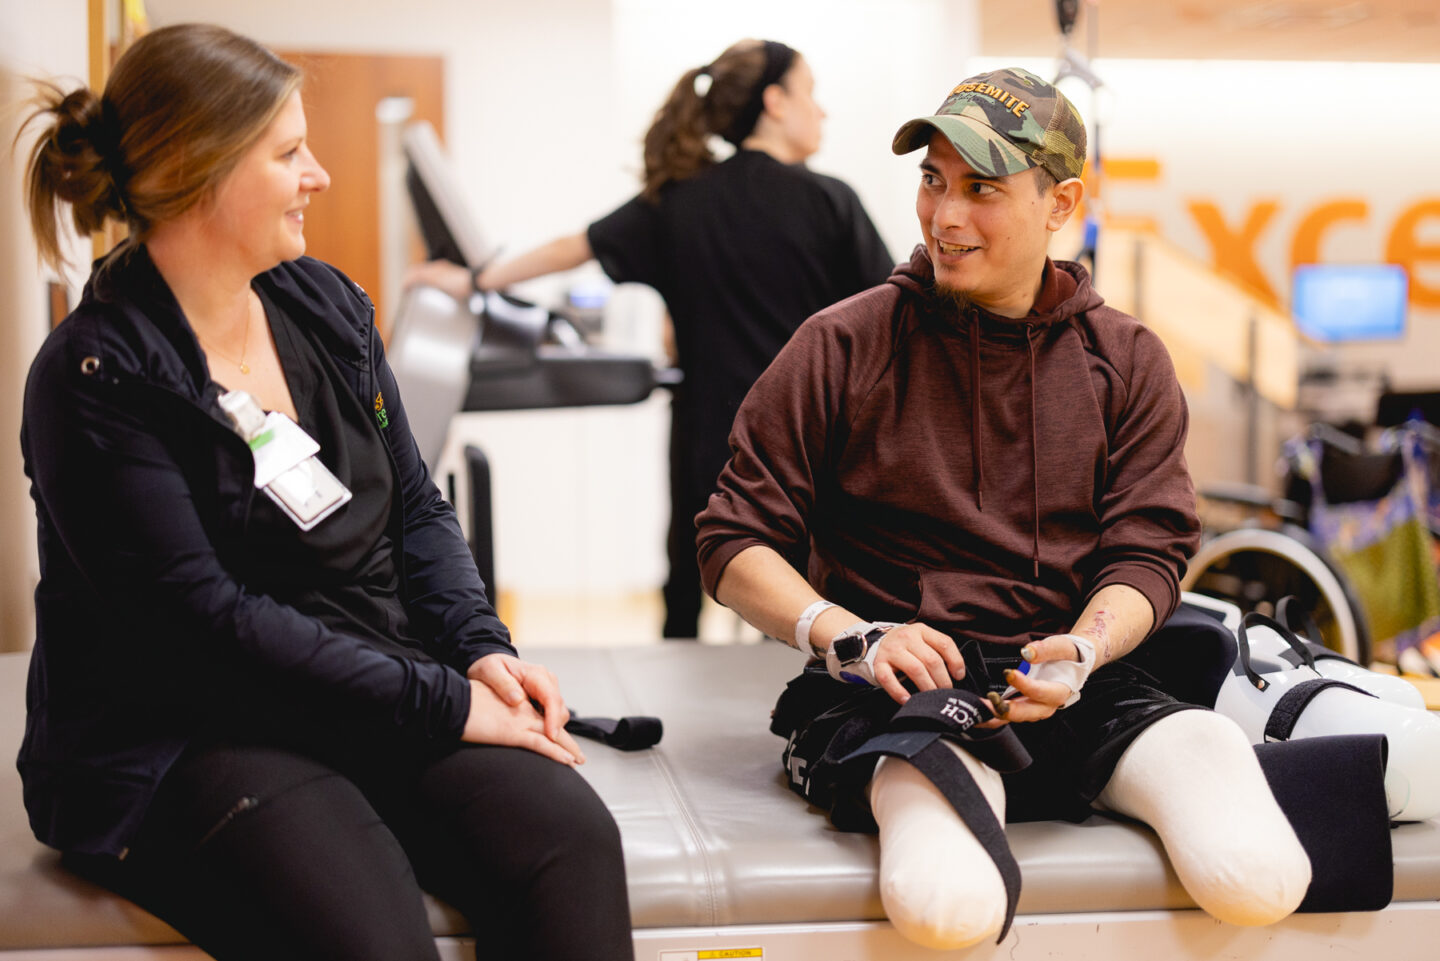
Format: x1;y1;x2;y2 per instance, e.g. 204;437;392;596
1377;390;1440;428
1291;263;1408;343
401;120;497;268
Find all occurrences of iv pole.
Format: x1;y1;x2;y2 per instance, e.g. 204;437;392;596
1053;0;1103;283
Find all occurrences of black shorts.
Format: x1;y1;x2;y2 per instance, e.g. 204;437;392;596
772;638;1205;830
995;655;1197;821
771;614;1398;915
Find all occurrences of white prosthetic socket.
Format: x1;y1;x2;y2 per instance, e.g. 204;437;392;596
868;741;1008;949
1096;709;1311;926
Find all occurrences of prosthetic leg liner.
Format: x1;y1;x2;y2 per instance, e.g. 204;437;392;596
768;670;1031;943
868;746;1008;949
1096;709;1312;926
1255;734;1393;912
833;688;1031;943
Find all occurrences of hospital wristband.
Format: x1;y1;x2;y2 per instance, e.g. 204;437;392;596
795;600;837;654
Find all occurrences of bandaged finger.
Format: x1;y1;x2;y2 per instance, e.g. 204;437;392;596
1010;634;1096;708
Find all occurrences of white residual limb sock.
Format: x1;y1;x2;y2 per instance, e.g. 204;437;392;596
1095;709;1311;926
868;742;1009;950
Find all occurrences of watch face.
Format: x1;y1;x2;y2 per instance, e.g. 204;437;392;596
832;633;867;664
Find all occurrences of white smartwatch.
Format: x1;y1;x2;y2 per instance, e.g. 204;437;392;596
825;621;899;685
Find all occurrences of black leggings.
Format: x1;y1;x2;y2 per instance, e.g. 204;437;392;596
663;411;731;639
68;740;633;961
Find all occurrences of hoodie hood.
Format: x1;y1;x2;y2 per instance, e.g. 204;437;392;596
887;244;1107;577
886;244;1104;332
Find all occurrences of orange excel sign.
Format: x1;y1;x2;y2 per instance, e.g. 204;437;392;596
1105;158;1440;310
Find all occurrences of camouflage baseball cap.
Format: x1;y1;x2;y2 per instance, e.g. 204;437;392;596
892;67;1086;183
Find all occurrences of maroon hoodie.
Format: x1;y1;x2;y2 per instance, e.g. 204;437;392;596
696;246;1200;647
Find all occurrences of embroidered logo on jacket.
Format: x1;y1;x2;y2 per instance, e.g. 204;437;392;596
374;392;390;429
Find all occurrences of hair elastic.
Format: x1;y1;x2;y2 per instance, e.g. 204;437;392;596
93;98;131;215
693;66;714;98
720;40;796;145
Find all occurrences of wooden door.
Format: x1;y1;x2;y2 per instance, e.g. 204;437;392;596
276;51;445;337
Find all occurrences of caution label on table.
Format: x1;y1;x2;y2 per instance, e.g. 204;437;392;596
658;949;763;960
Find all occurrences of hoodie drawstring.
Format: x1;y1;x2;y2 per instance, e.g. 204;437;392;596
1026;325;1040;580
969;315;1042;581
970;320;983;511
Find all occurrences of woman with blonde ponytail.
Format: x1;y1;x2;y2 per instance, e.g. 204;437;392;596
410;39;893;639
19;22;632;961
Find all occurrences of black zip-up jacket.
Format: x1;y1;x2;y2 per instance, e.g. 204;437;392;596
18;246;513;855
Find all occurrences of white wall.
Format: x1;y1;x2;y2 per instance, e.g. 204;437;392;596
1097;58;1440;397
0;0;87;651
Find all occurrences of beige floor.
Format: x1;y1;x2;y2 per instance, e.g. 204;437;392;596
498;589;766;649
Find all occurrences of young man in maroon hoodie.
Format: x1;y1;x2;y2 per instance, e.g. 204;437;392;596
695;68;1312;948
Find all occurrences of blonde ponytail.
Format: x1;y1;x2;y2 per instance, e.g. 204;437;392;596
21;23;301;271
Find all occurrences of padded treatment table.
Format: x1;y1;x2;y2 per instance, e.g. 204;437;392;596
3;644;1440;960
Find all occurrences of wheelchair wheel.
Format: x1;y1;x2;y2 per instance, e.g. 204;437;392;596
1181;527;1370;664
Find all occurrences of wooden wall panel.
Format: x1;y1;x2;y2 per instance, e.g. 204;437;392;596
276;51;445;336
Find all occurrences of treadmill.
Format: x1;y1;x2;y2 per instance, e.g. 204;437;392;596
389;121;677;590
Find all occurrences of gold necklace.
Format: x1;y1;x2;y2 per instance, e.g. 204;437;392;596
197;299;254;375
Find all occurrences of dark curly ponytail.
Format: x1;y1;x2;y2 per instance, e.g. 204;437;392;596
641;39;798;202
21;23;301;271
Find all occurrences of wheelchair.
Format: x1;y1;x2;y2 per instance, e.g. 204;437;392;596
1181;421;1434;667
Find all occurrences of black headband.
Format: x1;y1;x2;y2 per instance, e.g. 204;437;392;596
721;40;797;146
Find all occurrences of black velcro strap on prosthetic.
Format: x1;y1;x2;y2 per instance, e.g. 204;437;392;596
885;688;1032;772
565;714;663;751
910;738;1022;942
834;690;1031;943
1263;679;1373;743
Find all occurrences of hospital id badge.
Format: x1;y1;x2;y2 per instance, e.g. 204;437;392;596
249;411;352;531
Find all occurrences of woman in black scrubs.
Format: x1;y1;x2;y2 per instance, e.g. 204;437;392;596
412;39;894;638
20;23;631;961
